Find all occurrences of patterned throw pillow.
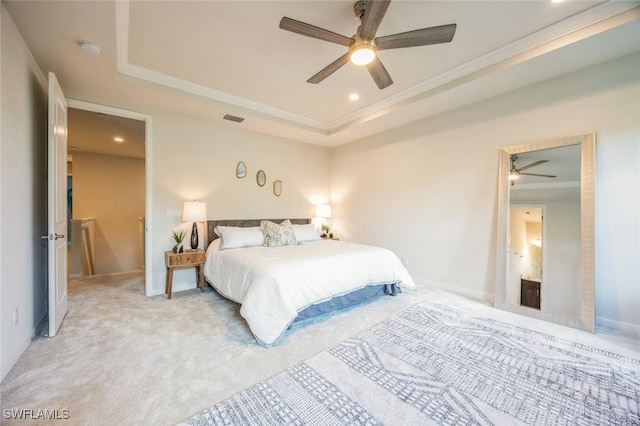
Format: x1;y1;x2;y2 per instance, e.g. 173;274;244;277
260;220;297;247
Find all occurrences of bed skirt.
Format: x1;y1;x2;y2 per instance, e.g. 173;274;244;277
294;282;401;322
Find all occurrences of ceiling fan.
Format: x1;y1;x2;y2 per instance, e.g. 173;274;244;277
279;0;456;90
510;155;557;184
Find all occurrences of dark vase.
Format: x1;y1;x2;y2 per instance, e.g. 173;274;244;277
190;222;198;250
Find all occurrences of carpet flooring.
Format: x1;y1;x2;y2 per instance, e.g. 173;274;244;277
1;272;638;425
181;302;640;425
0;272;431;425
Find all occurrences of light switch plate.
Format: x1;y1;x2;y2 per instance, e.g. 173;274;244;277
166;208;181;218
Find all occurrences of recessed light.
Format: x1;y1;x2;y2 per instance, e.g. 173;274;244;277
349;93;360;101
114;137;124;143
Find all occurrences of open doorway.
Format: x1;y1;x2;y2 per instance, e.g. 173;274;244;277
507;206;544;310
65;101;151;293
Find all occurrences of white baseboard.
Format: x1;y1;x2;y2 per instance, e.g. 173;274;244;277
414;277;640;337
413;277;495;304
147;282;200;297
596;316;640;336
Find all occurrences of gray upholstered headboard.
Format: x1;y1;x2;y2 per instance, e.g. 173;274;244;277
206;218;311;247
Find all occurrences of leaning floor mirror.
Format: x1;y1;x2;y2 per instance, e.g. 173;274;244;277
495;133;595;332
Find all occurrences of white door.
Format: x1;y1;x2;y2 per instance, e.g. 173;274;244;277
47;72;68;337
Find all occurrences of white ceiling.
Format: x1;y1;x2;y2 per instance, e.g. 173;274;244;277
4;1;640;147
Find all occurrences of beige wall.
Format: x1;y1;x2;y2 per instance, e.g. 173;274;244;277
1;5;48;381
148;110;331;295
331;53;640;332
73;152;145;274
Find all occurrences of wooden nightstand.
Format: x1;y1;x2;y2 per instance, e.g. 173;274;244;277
164;250;206;299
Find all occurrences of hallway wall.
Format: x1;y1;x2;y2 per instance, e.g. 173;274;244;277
72;152;145;274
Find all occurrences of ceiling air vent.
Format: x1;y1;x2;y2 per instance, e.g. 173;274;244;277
222;114;245;123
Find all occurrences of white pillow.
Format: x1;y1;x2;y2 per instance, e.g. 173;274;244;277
292;224;321;242
214;226;264;249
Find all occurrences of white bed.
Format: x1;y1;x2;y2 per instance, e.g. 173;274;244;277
204;219;414;346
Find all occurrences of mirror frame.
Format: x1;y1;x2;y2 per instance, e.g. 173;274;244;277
495;133;595;332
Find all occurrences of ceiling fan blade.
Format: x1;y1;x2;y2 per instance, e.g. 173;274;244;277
280;17;353;46
375;23;457;50
517;160;548;172
367;57;393;89
520;172;557;178
307;53;351;84
358;0;391;40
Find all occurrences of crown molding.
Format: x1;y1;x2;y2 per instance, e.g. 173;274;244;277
511;181;581;191
115;1;639;138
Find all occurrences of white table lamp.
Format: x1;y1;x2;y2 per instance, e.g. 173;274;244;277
315;204;332;218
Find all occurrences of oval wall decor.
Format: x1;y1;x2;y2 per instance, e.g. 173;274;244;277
256;170;266;187
273;180;283;196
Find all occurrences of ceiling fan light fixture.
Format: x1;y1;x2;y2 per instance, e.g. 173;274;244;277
279;2;456;88
350;44;376;66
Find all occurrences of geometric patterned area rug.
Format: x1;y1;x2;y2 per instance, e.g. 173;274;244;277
179;302;640;425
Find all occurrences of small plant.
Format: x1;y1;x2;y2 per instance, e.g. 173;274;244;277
172;230;186;244
172;230;186;253
321;223;333;238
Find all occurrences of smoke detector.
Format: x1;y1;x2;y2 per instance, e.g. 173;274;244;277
79;41;101;56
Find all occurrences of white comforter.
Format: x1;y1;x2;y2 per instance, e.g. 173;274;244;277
204;239;414;346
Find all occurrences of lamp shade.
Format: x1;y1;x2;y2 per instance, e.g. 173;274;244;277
182;201;207;222
315;204;332;218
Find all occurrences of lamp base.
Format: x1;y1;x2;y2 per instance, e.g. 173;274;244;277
190;222;198;250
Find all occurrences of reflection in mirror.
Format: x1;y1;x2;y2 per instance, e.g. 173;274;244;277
256;170;266;187
495;133;595;332
508;206;544;310
236;161;247;178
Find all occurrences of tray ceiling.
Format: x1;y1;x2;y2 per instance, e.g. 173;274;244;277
5;1;640;146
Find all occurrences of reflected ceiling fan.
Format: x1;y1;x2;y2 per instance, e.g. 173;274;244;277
279;0;456;89
510;155;556;184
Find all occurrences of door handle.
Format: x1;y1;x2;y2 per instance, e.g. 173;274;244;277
41;234;65;240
